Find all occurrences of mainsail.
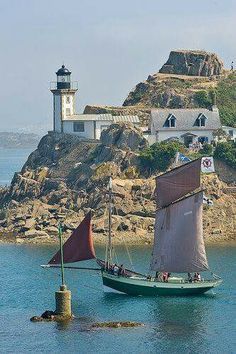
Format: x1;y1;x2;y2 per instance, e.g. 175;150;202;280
156;159;201;208
48;212;96;264
150;191;209;273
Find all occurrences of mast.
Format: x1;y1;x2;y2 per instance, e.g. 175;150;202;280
58;223;65;286
107;177;113;269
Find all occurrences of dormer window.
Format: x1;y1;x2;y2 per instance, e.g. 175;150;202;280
164;114;176;128
169;117;176;127
195;114;207;127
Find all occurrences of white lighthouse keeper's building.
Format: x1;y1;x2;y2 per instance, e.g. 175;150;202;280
50;65;140;140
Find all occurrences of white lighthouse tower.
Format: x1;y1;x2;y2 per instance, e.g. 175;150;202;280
50;65;78;133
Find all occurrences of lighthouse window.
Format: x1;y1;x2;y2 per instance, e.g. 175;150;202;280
74;122;85;132
66;108;71;116
66;96;70;104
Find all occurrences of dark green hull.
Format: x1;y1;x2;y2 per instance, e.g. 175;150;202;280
102;272;222;296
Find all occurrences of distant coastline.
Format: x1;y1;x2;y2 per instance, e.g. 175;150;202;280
0;147;34;186
0;132;40;149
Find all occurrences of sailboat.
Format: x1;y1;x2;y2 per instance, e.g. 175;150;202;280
46;158;222;296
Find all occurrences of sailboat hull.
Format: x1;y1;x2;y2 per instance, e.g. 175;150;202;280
102;272;222;296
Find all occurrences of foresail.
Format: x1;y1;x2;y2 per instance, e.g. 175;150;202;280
48;212;96;264
156;159;201;208
150;191;209;273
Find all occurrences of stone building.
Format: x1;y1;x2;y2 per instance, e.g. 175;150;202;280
50;65;139;139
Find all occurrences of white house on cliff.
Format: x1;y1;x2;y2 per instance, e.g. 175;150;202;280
150;106;221;146
51;65;139;139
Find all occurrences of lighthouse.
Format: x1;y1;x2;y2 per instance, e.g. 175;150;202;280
50;65;140;138
50;65;78;133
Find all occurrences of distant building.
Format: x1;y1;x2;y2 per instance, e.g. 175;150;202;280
222;126;236;142
50;65;140;139
150;107;221;146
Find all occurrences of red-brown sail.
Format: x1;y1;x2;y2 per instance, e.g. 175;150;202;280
48;212;96;264
156;158;201;208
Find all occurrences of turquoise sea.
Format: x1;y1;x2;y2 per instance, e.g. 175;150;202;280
0;148;235;353
0;243;235;354
0;147;34;186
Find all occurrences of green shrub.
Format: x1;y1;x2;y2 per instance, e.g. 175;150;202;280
0;208;7;220
194;90;212;108
214;141;236;169
140;141;184;173
200;143;213;155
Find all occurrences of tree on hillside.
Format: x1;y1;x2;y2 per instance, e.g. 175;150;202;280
140;141;184;174
214;141;236;169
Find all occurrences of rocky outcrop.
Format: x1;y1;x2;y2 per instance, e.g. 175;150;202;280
100;123;147;150
84;50;235;128
123;72;218;108
0;123;235;244
159;50;224;77
0;125;156;243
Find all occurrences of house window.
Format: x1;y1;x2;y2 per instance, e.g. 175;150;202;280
163;114;176;128
66;96;70;104
73;122;85;132
66;108;71;116
229;130;233;137
196;114;207;127
199;117;206;127
198;136;208;144
169;118;176;127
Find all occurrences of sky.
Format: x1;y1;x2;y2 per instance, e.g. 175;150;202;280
0;0;235;133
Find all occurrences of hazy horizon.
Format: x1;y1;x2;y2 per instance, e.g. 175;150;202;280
0;0;235;133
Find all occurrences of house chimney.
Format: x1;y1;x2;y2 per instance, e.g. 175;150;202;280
211;91;218;112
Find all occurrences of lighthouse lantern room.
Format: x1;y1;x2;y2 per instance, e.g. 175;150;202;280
56;65;71;89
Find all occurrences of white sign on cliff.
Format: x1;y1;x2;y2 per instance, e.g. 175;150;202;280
201;157;215;173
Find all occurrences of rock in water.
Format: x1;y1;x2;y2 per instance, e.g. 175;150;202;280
159;50;223;77
91;321;144;329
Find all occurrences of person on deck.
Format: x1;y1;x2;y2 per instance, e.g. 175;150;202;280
194;272;201;282
163;272;169;282
118;264;125;276
188;273;193;282
113;264;119;275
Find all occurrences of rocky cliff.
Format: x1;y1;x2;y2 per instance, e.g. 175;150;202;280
85;50;235;128
159;50;224;77
0;124;235;244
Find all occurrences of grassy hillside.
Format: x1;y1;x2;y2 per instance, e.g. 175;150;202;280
217;73;236;127
123;72;236;128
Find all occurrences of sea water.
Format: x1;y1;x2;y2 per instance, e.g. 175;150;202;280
0;243;235;354
0;147;34;186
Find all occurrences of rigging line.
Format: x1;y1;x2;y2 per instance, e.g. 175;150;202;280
113;247;119;265
104;207;108;267
41;265;101;271
122;236;135;272
112;192;135;271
